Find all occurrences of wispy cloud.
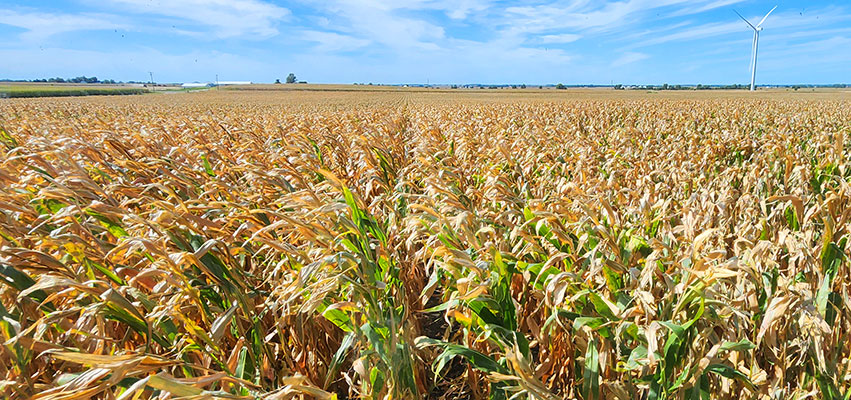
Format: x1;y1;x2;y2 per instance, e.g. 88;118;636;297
538;33;582;44
502;0;700;35
0;10;124;41
314;0;492;20
102;0;290;38
304;1;446;50
300;30;370;52
633;21;743;47
612;51;649;66
415;0;493;20
669;0;747;17
759;36;851;69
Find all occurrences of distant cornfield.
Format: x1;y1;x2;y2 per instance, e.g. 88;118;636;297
1;91;850;399
0;86;147;98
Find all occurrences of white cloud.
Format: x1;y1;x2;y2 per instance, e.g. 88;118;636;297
634;21;743;47
314;0;491;20
759;36;851;68
503;0;693;34
612;51;648;66
441;0;490;20
399;0;492;19
301;30;370;52
669;0;747;17
0;10;125;41
305;0;446;50
102;0;290;38
538;33;582;44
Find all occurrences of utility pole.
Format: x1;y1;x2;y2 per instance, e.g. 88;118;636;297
148;72;154;92
216;74;219;90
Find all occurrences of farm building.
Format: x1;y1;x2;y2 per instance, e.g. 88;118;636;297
181;82;212;88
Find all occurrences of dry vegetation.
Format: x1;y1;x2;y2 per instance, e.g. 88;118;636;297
1;90;850;399
0;83;147;99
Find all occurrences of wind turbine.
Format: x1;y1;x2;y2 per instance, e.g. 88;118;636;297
734;6;777;91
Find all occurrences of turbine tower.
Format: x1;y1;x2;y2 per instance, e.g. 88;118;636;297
734;6;777;91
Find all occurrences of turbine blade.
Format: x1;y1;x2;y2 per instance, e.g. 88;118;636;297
734;9;757;30
757;5;777;28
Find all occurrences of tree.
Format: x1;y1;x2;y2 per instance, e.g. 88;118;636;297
556;83;566;90
275;79;281;84
286;73;296;84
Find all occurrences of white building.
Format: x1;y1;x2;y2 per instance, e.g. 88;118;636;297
181;82;211;88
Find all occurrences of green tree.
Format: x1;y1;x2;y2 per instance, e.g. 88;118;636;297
286;73;296;84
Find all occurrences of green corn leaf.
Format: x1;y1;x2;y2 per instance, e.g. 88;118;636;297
582;337;600;400
325;332;355;388
705;364;754;389
201;154;215;176
719;339;755;352
415;337;506;376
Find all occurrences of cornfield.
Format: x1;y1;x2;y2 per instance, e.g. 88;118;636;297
1;91;850;399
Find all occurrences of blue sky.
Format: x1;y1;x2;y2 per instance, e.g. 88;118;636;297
0;1;848;85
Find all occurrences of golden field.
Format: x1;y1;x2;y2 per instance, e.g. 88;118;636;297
1;88;850;399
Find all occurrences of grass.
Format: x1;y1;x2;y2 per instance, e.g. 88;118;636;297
0;89;850;399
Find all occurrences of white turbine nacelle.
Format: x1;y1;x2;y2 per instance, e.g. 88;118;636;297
735;6;776;91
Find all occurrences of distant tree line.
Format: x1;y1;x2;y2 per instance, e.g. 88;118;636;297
613;83;848;91
17;76;119;84
613;83;747;90
789;84;848;90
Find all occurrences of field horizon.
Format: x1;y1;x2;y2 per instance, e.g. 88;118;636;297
3;81;851;99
